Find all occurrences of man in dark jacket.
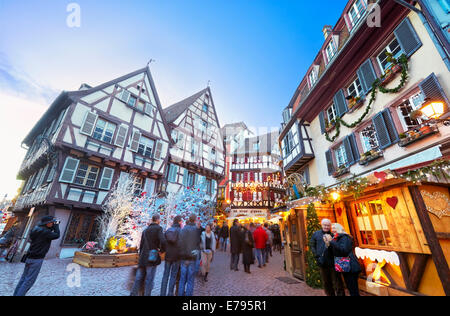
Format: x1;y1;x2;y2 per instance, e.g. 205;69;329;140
219;222;229;251
131;214;166;296
309;218;344;296
13;215;60;296
229;219;243;271
160;216;182;296
178;214;201;296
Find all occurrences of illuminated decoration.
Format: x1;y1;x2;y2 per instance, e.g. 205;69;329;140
420;190;450;219
232;180;283;193
420;100;445;119
355;247;400;266
331;191;340;202
285;173;307;200
371;260;391;286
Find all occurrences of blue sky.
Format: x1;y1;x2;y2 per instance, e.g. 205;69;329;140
0;0;348;198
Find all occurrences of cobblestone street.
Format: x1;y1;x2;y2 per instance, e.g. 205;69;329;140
0;250;324;296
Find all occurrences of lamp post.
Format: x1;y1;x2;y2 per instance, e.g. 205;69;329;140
419;99;450;126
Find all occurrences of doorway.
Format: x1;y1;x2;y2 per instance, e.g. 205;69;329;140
288;211;306;280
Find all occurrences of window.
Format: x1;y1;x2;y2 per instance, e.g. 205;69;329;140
348;0;366;28
191;140;199;157
168;164;178;183
201;120;208;133
74;163;100;187
210;148;216;163
353;199;392;247
360;124;380;153
63;213;97;245
93;119;116;144
377;38;403;72
203;103;208;112
397;92;425;130
284;131;294;157
133;177;144;196
253;141;260;151
136;100;145;112
334;144;348;168
347;78;363;98
309;70;318;87
128;96;137;107
325;40;337;62
137;136;155;158
206;179;212;195
187;172;195;187
327;103;337;123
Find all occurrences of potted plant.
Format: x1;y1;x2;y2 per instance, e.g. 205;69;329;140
419;124;432;135
399;133;407;139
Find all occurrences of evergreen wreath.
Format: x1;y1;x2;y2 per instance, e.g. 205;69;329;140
325;54;409;143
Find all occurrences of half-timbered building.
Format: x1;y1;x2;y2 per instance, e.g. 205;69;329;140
13;67;172;258
163;88;225;203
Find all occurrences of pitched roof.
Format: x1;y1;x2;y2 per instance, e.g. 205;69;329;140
163;88;209;123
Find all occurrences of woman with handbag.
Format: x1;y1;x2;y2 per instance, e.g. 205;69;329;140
242;223;254;274
325;223;361;296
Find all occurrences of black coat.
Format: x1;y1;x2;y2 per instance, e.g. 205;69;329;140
164;223;181;262
178;223;201;260
219;225;229;239
242;230;254;265
230;225;243;254
329;234;362;274
309;230;334;268
138;223;166;267
27;224;60;259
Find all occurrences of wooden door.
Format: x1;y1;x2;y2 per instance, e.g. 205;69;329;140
289;212;306;280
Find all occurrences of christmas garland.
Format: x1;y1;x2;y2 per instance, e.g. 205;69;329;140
325;54;409;143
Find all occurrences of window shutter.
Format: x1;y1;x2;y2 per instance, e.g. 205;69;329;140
319;111;326;134
382;109;399;144
349;133;360;162
419;73;449;114
325;150;335;175
373;111;391;149
334;89;348;118
37;165;49;187
303;166;310;185
144;102;153;116
394;17;422;57
194;174;199;186
115;125;128;148
129;130;141;152
80;111;98;136
343;136;355;166
99;167;114;190
183;169;189;186
154;141;163;159
59;157;79;183
357;59;378;95
120;90;131;103
47;164;56;182
32;168;43;189
52;108;67;134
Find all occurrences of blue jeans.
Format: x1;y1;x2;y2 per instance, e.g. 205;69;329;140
194;253;201;275
161;260;180;296
130;265;157;296
178;260;196;296
230;253;240;270
13;258;44;296
220;237;228;251
255;248;265;267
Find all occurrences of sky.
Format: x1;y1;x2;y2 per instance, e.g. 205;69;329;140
0;0;348;198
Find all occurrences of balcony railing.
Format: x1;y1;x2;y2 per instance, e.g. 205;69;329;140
14;184;52;210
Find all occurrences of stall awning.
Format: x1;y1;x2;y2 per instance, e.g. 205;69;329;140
270;205;287;214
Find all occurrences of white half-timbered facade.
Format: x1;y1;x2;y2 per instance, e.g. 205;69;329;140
163;88;225;201
13;67;171;258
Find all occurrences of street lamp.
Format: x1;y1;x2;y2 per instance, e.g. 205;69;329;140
418;98;450;126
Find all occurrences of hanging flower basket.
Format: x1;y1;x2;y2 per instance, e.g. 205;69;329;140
380;64;402;87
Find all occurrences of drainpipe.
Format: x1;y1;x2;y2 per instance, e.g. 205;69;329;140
394;0;450;70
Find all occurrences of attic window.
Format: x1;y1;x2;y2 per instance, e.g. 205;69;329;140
348;0;367;29
137;85;146;93
203;103;209;112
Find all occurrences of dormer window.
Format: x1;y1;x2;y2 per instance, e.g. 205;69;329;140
348;0;367;29
325;40;337;63
309;70;318;87
203;103;209;112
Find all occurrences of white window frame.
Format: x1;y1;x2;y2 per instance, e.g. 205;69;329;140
334;144;348;168
325;40;337;63
92;118;116;144
376;38;403;74
396;92;425;131
360;124;380;153
347;78;363;98
327;103;337;123
348;0;366;29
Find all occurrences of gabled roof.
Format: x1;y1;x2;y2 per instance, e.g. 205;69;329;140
23;66;170;146
163;88;209;123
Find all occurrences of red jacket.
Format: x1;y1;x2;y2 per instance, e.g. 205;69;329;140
253;227;268;249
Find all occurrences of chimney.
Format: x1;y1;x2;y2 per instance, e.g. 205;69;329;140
322;25;333;40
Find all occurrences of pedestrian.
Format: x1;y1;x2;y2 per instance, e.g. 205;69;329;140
326;223;361;296
160;215;182;296
178;214;201;296
263;223;273;263
242;223;254;274
253;224;268;268
229;219;242;271
200;223;216;282
219;221;229;252
272;224;282;253
131;214;166;296
194;220;204;276
13;216;60;296
310;218;345;296
0;223;18;262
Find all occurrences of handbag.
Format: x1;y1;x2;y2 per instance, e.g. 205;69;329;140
334;256;351;273
148;249;159;263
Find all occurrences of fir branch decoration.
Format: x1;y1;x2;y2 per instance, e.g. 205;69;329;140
305;203;323;289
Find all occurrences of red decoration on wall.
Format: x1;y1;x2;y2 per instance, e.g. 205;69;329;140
336;207;343;217
386;197;398;210
374;171;387;183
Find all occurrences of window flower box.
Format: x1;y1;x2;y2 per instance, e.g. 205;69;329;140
398;125;439;147
359;149;383;166
333;166;350;178
325;120;336;133
380;64;402;87
347;96;365;113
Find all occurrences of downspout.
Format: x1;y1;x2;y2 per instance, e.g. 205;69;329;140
394;0;450;70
